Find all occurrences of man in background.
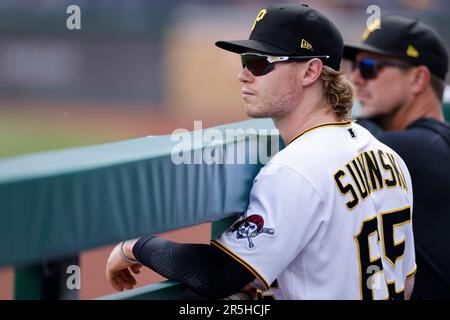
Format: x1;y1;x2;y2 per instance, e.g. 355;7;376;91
344;14;450;299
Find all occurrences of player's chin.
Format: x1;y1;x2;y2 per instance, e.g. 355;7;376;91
244;103;268;118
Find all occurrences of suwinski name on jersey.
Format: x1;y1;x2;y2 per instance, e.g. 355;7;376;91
334;149;408;210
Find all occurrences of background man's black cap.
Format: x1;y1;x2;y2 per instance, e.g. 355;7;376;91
344;15;449;80
215;4;344;71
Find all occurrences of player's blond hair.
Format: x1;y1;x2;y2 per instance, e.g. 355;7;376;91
320;66;354;121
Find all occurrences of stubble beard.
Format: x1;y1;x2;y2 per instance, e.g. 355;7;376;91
245;103;271;118
245;96;296;120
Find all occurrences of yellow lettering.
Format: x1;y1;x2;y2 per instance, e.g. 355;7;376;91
334;170;359;210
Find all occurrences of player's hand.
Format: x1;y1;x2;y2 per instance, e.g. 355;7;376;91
106;240;142;291
224;282;257;300
239;282;257;299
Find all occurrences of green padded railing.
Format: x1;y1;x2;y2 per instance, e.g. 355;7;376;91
0;118;281;299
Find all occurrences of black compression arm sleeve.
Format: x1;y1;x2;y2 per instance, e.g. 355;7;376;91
132;235;255;299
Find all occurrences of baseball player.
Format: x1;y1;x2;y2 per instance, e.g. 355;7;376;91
106;4;416;300
344;15;450;299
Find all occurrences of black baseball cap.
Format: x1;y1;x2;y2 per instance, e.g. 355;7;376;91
344;15;449;80
215;4;344;71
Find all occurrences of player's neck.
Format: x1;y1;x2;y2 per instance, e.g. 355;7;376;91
274;103;339;145
379;90;444;131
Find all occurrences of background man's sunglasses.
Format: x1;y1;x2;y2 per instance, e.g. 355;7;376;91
352;58;411;80
241;53;330;77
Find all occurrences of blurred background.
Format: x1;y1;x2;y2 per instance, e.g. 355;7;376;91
1;0;449;299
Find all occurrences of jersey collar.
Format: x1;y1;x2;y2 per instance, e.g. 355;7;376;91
287;121;353;145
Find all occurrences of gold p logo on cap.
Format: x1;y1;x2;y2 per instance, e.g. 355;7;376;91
361;19;380;41
252;9;267;31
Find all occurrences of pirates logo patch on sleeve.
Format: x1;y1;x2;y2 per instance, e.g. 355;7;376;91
227;214;275;248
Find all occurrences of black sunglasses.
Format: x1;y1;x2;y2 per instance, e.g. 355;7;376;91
241;53;330;77
352;58;411;80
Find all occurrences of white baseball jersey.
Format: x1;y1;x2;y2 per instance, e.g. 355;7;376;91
212;121;416;300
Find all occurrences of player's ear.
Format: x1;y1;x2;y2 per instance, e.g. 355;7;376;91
301;58;323;86
409;65;430;95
